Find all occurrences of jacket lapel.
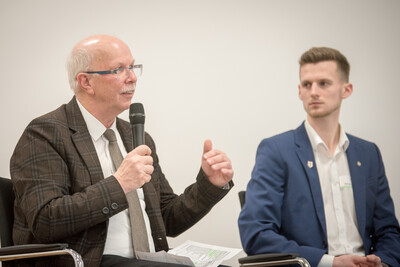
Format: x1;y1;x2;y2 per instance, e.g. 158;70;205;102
346;137;366;238
294;123;327;237
66;97;104;185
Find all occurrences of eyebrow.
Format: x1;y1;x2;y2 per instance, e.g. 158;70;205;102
112;60;135;69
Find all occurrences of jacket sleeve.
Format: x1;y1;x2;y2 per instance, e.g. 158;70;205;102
144;133;233;237
238;138;326;267
368;144;400;267
10;117;128;243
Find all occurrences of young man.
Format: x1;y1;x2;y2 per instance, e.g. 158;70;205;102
238;47;400;267
10;35;234;267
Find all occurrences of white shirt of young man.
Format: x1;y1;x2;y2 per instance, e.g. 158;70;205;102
76;99;156;258
305;120;364;267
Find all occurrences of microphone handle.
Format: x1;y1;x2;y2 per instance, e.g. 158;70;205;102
132;124;145;148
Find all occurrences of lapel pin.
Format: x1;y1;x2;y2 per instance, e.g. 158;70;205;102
307;161;313;168
357;161;362;167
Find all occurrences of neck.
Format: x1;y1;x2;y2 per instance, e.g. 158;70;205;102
76;94;116;128
308;116;340;156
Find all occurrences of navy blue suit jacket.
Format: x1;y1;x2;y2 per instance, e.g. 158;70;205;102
238;123;400;267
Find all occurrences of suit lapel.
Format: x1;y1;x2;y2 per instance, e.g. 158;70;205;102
66;97;104;185
294;123;327;237
346;137;366;238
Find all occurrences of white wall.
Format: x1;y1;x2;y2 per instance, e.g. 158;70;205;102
1;0;399;261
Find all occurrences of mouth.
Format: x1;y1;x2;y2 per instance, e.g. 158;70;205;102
121;85;135;95
309;101;323;107
121;89;134;95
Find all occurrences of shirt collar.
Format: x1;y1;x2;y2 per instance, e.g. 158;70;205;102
76;98;117;141
304;120;349;152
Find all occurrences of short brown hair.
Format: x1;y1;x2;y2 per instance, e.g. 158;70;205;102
299;47;350;82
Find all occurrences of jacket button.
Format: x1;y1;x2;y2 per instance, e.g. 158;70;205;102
102;207;110;214
111;203;119;210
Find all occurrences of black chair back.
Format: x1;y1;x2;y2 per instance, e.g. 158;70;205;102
238;190;246;209
0;177;15;247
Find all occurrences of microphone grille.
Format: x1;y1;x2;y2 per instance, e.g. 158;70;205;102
129;103;145;124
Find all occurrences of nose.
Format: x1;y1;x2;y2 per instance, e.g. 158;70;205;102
126;68;137;83
310;83;319;96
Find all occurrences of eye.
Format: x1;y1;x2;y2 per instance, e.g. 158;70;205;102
112;68;121;74
302;82;311;88
116;67;127;74
319;80;329;87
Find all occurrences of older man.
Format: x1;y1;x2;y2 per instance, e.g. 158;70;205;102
10;35;234;267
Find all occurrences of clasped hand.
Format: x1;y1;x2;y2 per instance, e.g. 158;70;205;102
333;254;383;267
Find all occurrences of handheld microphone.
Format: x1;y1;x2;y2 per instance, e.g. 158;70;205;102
129;103;145;148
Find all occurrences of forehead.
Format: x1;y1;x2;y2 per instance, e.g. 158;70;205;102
300;61;340;81
91;41;134;69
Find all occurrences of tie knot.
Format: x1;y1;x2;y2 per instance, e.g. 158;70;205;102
103;129;117;142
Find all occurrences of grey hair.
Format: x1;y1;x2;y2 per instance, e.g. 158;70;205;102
66;47;93;93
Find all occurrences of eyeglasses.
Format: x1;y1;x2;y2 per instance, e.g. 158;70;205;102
85;64;143;80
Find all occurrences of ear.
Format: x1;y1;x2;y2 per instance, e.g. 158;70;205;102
342;83;353;99
298;84;302;100
76;73;95;95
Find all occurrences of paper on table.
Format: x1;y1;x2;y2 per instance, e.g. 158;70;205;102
136;250;195;266
168;240;242;267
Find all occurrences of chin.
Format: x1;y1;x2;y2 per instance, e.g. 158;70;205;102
312;113;333;120
308;110;327;118
122;97;133;106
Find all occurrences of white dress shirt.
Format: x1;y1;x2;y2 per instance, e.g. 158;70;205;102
76;99;155;258
304;121;364;267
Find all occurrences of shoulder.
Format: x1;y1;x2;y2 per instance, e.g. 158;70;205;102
23;104;70;138
11;103;74;164
268;129;297;142
32;102;67;121
258;128;297;150
346;133;379;152
253;129;299;165
345;133;384;166
27;98;83;133
347;133;374;145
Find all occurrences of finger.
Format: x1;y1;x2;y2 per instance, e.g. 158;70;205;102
144;165;154;175
209;161;232;171
143;155;154;165
354;256;369;264
143;173;152;183
205;153;226;165
204;149;225;161
134;145;152;156
221;168;234;178
203;139;212;158
365;255;381;264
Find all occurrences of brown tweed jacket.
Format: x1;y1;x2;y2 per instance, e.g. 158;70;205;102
10;97;232;267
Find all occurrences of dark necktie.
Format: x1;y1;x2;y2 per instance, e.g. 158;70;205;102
103;129;150;254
